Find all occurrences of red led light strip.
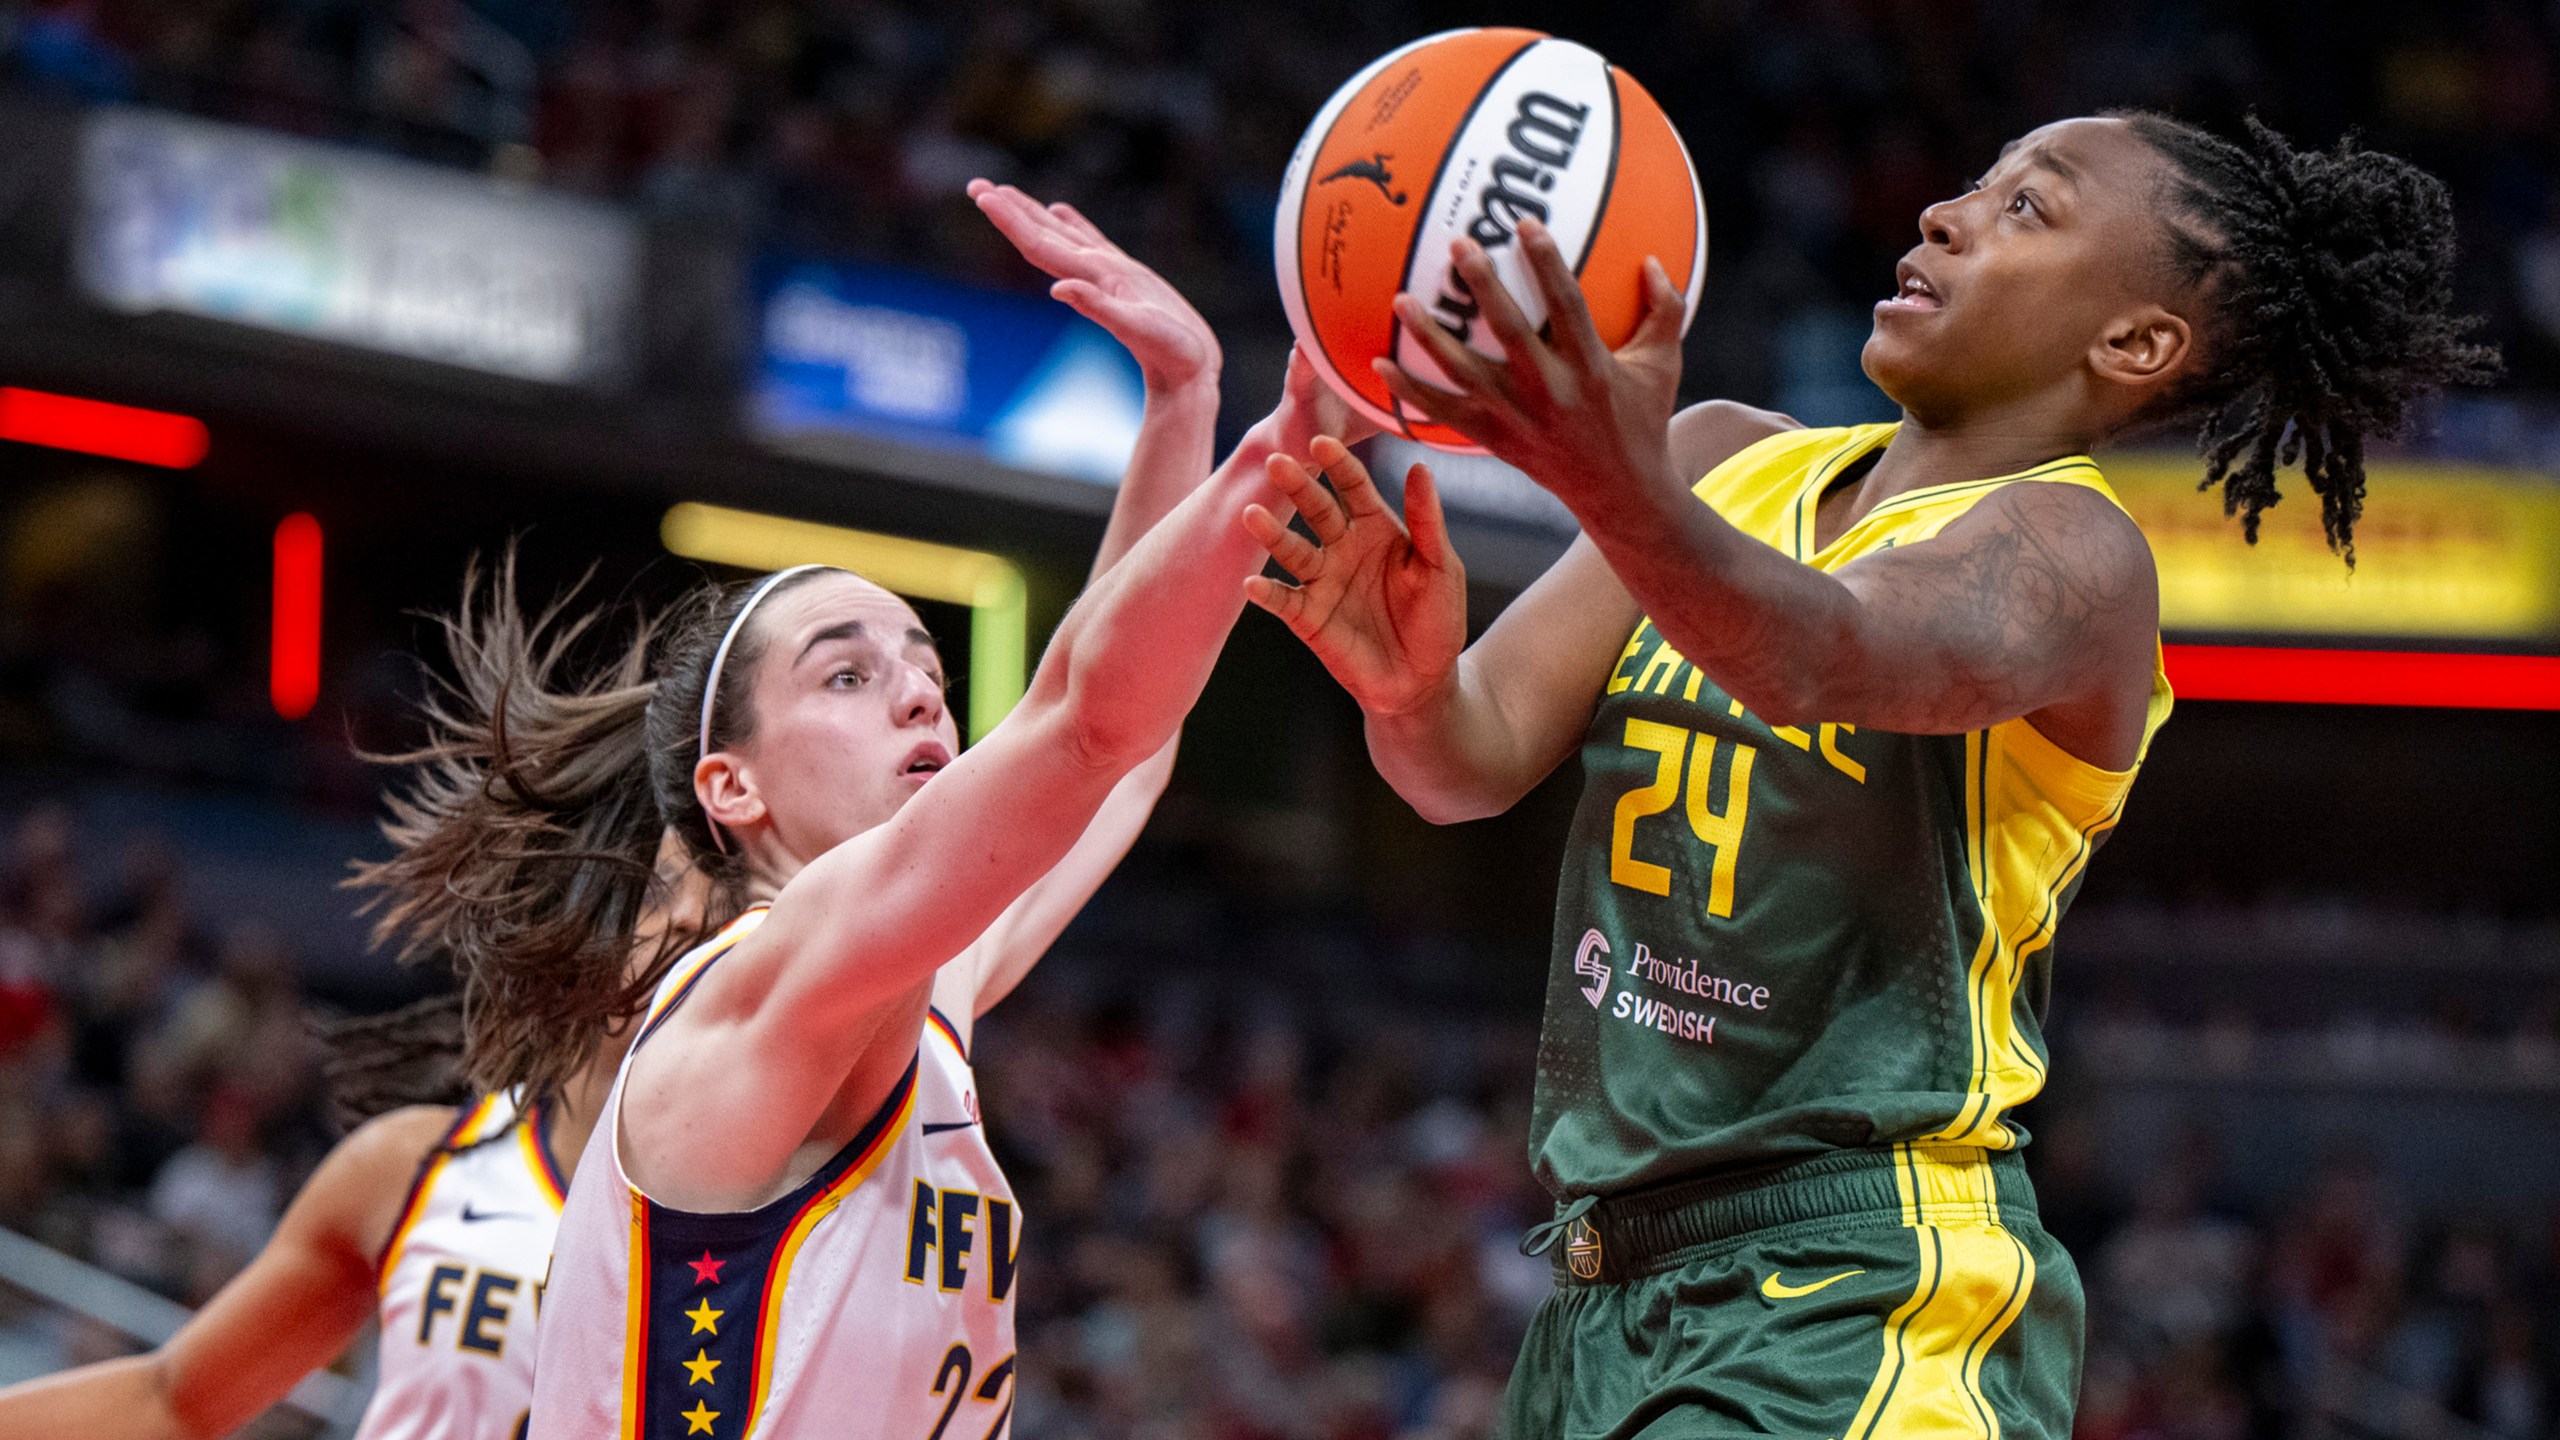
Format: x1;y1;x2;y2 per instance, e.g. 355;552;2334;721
2163;644;2560;710
271;513;323;721
0;387;208;467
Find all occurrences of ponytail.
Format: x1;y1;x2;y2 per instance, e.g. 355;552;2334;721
350;553;678;1101
351;553;842;1100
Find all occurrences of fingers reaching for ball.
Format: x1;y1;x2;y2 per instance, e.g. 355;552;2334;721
1237;437;1470;717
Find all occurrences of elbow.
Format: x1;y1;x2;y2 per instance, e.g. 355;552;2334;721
1410;798;1495;827
1056;699;1168;779
1400;780;1518;827
1714;659;1837;729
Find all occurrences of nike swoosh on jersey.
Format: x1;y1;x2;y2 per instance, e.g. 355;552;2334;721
458;1203;530;1224
919;1121;978;1135
1760;1268;1865;1299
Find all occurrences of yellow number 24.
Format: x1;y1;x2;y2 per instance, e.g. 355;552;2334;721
1609;719;1755;917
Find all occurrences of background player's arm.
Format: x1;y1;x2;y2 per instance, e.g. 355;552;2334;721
934;182;1224;1024
0;1106;451;1440
1379;220;2158;765
1245;403;1791;824
628;364;1339;1197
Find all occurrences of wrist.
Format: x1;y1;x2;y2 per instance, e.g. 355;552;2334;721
1142;365;1221;408
1555;450;1686;536
1362;658;1461;725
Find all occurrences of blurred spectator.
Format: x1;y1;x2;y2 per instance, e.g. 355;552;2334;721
144;1085;281;1299
11;0;2560;401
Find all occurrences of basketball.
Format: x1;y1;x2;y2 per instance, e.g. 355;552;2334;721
1273;28;1708;453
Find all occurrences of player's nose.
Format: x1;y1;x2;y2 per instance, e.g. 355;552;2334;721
894;662;945;728
1918;195;1966;251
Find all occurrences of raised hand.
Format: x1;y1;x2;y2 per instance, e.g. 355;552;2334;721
969;178;1220;393
1375;217;1687;514
1241;435;1466;717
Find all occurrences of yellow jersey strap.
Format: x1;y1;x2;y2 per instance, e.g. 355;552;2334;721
1694;423;2121;569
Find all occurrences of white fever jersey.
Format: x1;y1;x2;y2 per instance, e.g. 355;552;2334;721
531;908;1020;1440
360;1088;568;1440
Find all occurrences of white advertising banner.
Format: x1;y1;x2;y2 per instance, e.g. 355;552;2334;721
76;109;637;386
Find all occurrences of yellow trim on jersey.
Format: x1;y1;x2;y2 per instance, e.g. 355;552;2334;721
1845;1144;2037;1439
739;1077;920;1440
642;906;774;1031
376;1092;503;1297
1697;423;2175;1151
519;1114;567;1211
621;1191;652;1440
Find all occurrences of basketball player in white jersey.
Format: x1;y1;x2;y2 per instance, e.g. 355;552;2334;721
528;203;1350;1439
0;183;1239;1440
0;834;709;1440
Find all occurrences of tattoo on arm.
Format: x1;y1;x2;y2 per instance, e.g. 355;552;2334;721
1830;482;2155;732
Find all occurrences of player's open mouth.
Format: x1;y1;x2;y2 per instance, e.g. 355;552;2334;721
901;742;950;780
1877;261;1943;314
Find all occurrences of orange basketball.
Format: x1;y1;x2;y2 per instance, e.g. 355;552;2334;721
1274;29;1708;453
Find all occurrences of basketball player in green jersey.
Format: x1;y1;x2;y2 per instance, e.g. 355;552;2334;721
1241;114;2491;1437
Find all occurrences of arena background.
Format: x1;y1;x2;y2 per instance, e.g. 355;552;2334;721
1;1;2558;1437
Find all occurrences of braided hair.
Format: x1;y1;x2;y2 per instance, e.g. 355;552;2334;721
2117;113;2499;562
318;992;470;1133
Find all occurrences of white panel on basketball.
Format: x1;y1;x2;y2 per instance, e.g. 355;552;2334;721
1272;30;1457;432
1391;38;1618;399
1676;111;1708;332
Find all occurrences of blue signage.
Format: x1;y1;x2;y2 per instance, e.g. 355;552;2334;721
750;256;1145;485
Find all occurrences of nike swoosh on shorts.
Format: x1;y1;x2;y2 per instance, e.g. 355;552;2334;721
1760;1268;1866;1299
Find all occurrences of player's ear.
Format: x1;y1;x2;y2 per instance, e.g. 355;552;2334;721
694;752;765;838
2091;304;2194;391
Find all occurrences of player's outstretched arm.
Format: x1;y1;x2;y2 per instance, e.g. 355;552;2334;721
0;1106;452;1440
1379;218;2158;765
967;179;1220;576
936;181;1225;1023
625;363;1341;1202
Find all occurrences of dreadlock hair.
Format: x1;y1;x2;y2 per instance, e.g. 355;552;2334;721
348;550;841;1103
2115;112;2499;562
317;992;471;1133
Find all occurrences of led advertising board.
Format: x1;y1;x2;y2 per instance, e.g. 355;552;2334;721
77;109;639;387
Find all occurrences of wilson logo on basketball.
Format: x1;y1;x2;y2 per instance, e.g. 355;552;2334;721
1430;92;1588;342
1473;93;1589;246
1321;154;1408;205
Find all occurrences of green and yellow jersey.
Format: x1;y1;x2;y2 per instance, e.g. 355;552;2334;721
1529;422;2173;1199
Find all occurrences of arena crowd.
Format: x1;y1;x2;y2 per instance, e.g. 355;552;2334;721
5;0;2560;409
0;804;2553;1438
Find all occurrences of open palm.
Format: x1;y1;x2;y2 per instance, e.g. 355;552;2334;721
969;179;1219;391
1243;436;1468;717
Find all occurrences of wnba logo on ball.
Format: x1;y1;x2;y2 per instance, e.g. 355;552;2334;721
1320;154;1409;206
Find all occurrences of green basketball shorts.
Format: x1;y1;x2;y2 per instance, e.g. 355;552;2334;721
1504;1143;2082;1440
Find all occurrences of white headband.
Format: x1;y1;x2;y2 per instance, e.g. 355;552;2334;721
697;564;833;853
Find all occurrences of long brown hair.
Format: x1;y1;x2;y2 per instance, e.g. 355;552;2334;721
318;992;470;1132
349;552;836;1100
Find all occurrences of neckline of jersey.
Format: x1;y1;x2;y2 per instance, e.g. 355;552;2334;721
1788;424;2100;563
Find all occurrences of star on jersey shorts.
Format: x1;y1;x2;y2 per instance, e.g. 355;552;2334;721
1503;1144;2082;1440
